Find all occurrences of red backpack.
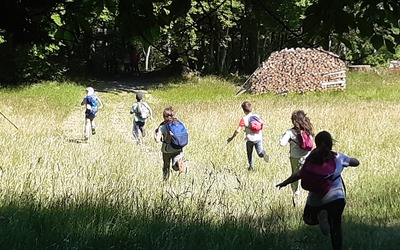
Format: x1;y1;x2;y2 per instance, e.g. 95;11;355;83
248;115;264;133
300;156;338;195
298;131;313;151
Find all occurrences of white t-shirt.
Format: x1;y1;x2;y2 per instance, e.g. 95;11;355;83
279;128;312;158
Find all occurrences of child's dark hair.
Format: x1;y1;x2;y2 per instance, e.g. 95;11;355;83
291;110;314;137
241;101;252;113
307;131;335;164
163;106;176;123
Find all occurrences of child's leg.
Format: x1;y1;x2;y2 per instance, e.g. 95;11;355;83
254;140;264;156
133;122;140;142
138;121;146;137
289;157;301;193
84;116;91;139
162;153;172;181
327;199;345;250
255;140;269;162
91;117;96;134
91;117;96;129
303;203;320;226
172;152;185;173
246;141;255;169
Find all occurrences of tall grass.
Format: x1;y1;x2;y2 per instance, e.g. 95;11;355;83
0;72;399;249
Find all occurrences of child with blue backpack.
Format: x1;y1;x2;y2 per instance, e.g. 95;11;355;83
153;106;188;181
81;87;103;140
227;101;269;171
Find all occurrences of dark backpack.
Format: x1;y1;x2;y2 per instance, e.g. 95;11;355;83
86;95;98;115
300;156;338;195
297;131;313;151
167;120;188;149
248;115;264;133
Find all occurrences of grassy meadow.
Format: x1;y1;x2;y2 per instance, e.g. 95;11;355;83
0;72;399;249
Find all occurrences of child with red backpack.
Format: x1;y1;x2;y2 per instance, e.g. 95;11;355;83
81;87;103;140
279;110;314;196
276;131;360;250
227;101;269;171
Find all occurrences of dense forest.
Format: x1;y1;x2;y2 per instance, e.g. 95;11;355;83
0;0;399;84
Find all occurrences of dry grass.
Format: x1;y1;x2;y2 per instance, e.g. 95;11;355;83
0;73;399;249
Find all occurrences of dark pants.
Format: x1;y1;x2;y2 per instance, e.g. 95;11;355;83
133;121;145;142
303;198;346;250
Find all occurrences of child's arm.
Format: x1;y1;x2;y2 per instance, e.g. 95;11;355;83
130;105;135;114
97;96;104;109
154;126;162;142
276;170;301;189
227;126;243;143
146;103;154;120
279;129;292;146
349;157;360;167
81;97;86;106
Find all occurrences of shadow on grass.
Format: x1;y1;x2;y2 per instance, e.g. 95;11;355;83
0;198;398;250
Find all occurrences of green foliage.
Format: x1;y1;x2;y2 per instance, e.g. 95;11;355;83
302;0;400;55
1;0;400;83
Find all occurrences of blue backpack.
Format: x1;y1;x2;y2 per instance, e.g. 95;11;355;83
86;95;98;115
167;120;188;149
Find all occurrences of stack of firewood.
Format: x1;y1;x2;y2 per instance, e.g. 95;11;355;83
243;48;347;94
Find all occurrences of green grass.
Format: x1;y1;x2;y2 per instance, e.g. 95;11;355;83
0;72;399;249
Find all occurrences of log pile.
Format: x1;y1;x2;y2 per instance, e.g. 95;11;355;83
243;48;347;94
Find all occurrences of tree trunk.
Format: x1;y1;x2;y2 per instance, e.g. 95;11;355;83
143;45;152;71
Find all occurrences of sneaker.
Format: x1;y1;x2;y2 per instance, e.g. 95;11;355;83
172;163;179;171
142;128;146;137
318;210;330;236
247;166;254;171
261;150;269;162
92;128;96;135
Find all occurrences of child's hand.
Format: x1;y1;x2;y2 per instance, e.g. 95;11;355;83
154;130;162;142
276;183;286;189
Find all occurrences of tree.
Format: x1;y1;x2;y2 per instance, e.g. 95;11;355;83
1;0;399;84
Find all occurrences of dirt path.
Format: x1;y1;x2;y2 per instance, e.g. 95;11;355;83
62;72;168;147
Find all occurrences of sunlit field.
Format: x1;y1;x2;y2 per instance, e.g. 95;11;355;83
0;72;399;249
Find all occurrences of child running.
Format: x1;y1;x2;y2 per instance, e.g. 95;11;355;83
227;101;269;171
81;87;103;140
130;91;153;145
279;110;314;196
153;106;186;181
276;131;360;250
